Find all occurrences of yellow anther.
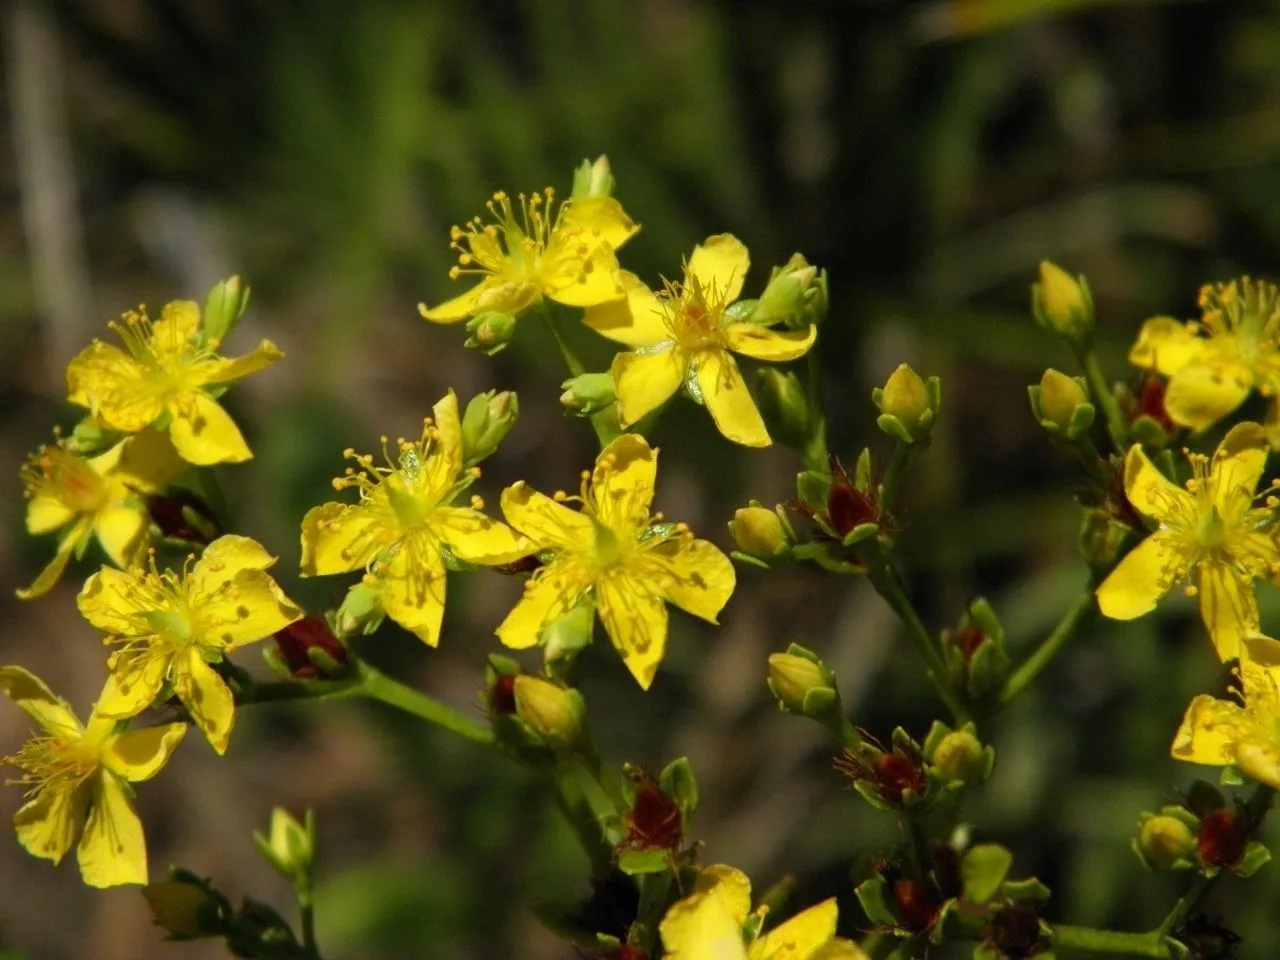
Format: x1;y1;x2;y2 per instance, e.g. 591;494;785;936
1184;585;1199;598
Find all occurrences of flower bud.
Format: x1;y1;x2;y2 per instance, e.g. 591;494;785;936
1032;260;1094;343
461;390;519;465
572;155;616;198
756;368;811;450
767;653;829;712
930;730;987;785
253;808;314;882
143;877;222;939
272;615;349;679
514;676;585;745
464;311;517;354
541;595;596;666
873;364;938;444
560;373;617;417
1030;369;1094;439
1137;814;1196;871
729;504;788;559
202;275;251;345
337;579;386;636
752;254;824;327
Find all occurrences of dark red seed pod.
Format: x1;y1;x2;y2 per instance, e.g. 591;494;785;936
626;782;683;851
1133;377;1176;433
273;616;348;679
1197;808;1248;868
489;673;518;715
874;752;926;805
892;878;940;933
956;626;986;662
826;460;878;537
987;904;1046;958
614;946;647;960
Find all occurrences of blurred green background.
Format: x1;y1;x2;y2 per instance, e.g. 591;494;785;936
3;0;1280;957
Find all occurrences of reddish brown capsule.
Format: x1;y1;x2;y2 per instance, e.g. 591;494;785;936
273;616;348;679
1197;808;1247;868
489;673;518;715
1133;377;1176;433
624;781;683;851
614;945;647;960
874;753;927;805
986;903;1047;958
956;626;986;662
892;878;940;933
825;458;879;537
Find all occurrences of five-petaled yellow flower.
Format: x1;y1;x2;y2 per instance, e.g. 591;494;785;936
66;299;283;465
496;434;735;689
300;391;529;646
1130;278;1280;447
18;429;184;600
1095;422;1280;661
77;535;302;754
660;864;866;960
0;666;186;888
1173;658;1280;790
419;189;638;323
584;234;817;447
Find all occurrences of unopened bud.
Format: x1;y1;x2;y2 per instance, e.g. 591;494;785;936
930;730;987;785
873;364;938;444
1032;261;1094;343
337;579;385;636
254;808;314;882
1031;368;1094;438
756;368;811;449
729;504;788;559
560;373;617;417
541;596;596;666
461;390;519;465
143;878;221;939
514;676;585;745
202;276;251;345
465;311;517;354
572;155;616;198
1137;814;1196;871
272;615;349;679
752;254;823;327
767;648;835;714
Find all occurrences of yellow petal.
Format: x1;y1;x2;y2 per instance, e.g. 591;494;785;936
155;300;200;342
98;652;170;719
433;507;530;564
1123;445;1193;522
197;570;302;648
301;502;391;576
808;940;870;960
1095;532;1184;621
168;392;252;465
66;342;164;429
697;351;770;447
638;536;736;623
590;434;657;536
583;273;670;347
546;243;627;308
16;525;84;600
100;723;187;783
1235;741;1280;791
1194;562;1260;662
560;196;639;251
0;666;82;738
196;340;284;386
495;563;590;649
1164;360;1252;431
724;323;817;362
696;864;753;925
660;890;748;960
500;482;595;550
93;504;147;567
753;898;838;960
113;428;186;490
687;234;750;303
27;496;76;535
379;536;448;646
15;783;89;865
174;648;235;754
419;280;499;323
1209;421;1268;516
597;574;668;690
78;775;147;887
1128;316;1206;375
423;390;464;499
1172;694;1241;767
613;345;685;428
192;534;277;591
77;567;163;635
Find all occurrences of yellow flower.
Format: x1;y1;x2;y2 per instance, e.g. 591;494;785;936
659;864;867;960
1130;278;1280;446
18;429;184;599
1173;659;1280;790
1095;422;1280;661
418;189;638;323
77;535;302;754
66;300;283;465
0;666;186;888
496;434;735;689
584;235;817;447
300;391;529;646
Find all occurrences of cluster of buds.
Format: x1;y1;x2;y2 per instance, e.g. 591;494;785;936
939;599;1011;704
839;722;994;812
874;364;940;446
1133;782;1271;878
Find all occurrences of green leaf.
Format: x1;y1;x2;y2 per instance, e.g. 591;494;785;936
1000;877;1052;902
618;850;672;876
962;844;1013;905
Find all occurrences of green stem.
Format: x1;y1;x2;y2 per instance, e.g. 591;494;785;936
1076;347;1128;455
296;878;318;960
1051;925;1171;958
537;302;618;448
802;351;829;472
632;870;674;957
998;590;1097;706
878;442;914;515
545;760;616;879
194;466;234;534
1072;432;1114;488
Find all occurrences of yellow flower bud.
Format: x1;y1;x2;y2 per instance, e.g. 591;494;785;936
1138;814;1196;871
729;505;787;558
768;652;829;711
1037;369;1088;430
930;730;986;785
254;807;313;880
1033;261;1094;341
514;676;584;743
875;364;936;442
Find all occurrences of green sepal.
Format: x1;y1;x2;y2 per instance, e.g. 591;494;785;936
1129;414;1170;448
801;686;839;719
731;550;773;569
854;877;900;927
659;757;699;818
876;413;915;445
1233;841;1272;878
962;844;1013;906
891;727;922;757
852;781;897;813
854;448;873;491
966;638;1012;701
841;522;880;546
1162;936;1192;960
261;646;294;680
618;850;672;876
741;910;767;943
725;299;758;323
202;276;251;344
1000;877;1052;903
929;899;965;945
1221;765;1245;787
797;469;831;510
306;645;348;677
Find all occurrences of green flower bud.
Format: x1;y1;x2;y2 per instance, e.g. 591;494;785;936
461;390;519;465
560;372;617;417
1137;814;1196;871
729;503;788;559
1032;260;1095;343
254;808;314;882
202;275;251;345
1031;369;1094;439
756;368;811;449
571;155;615;198
873;364;939;444
514;676;585;745
337;578;385;636
930;730;988;785
767;646;838;719
143;878;222;940
541;595;596;667
752;254;822;327
465;311;517;354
